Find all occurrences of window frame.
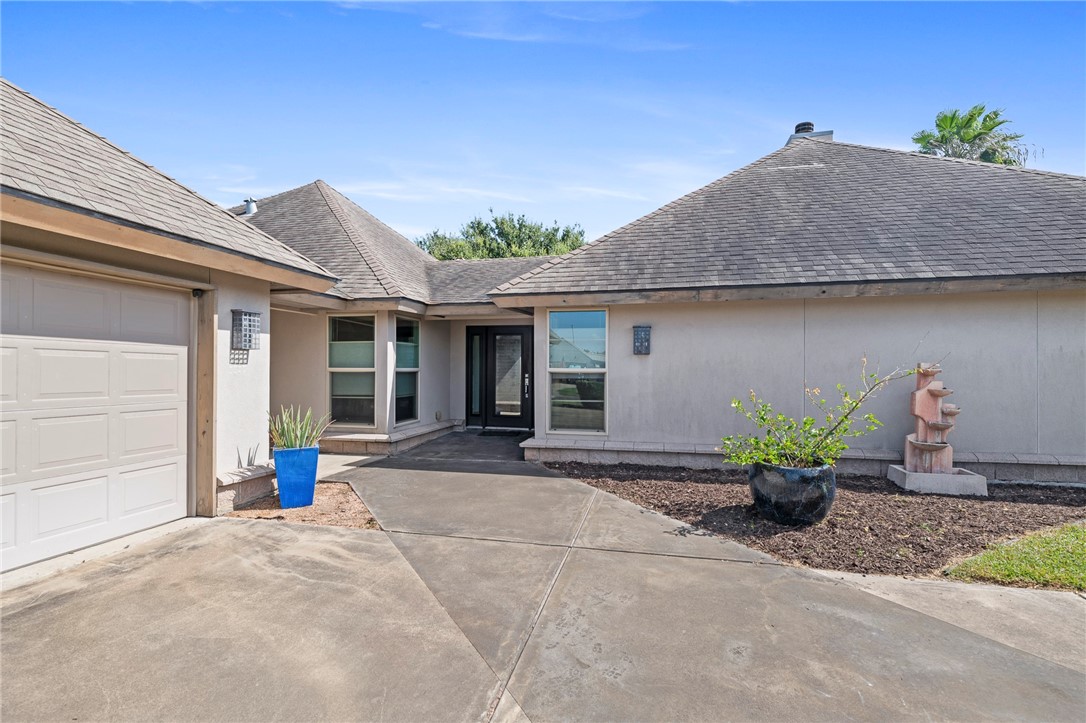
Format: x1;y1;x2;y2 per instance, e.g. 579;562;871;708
546;308;608;435
327;314;377;428
394;316;420;426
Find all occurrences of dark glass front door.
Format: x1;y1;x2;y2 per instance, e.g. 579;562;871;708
466;326;533;429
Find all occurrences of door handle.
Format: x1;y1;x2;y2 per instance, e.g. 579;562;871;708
524;373;530;398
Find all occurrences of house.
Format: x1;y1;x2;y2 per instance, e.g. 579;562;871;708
2;78;1084;572
249;127;1086;486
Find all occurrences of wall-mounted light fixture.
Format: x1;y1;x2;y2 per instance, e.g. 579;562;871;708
633;325;651;355
231;310;262;350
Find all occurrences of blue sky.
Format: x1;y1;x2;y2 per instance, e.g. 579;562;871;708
3;2;1084;242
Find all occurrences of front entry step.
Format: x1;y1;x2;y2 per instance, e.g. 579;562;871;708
320;420;462;455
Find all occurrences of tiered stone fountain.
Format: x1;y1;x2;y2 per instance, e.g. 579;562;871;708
887;363;988;496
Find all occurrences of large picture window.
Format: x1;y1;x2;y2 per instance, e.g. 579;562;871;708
548;310;606;432
395;317;419;424
328;316;375;425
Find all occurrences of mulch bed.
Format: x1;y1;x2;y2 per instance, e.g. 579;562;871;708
548;462;1086;578
228;482;380;530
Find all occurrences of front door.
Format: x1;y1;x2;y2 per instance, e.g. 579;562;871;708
466;326;533;429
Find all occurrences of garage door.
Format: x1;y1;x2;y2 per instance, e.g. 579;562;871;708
1;266;190;571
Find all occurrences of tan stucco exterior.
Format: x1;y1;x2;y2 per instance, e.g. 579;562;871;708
212;271;271;473
269;309;454;435
531;289;1086;459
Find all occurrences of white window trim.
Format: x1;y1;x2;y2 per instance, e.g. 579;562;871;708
546;307;608;435
394;316;420;426
327;313;378;429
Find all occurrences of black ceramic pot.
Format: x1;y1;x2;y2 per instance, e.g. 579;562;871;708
748;462;836;525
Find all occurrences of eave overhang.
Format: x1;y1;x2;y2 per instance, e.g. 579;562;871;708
487;274;1086;308
1;188;339;293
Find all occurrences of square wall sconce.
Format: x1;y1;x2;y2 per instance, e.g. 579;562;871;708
231;309;262;350
633;325;651;355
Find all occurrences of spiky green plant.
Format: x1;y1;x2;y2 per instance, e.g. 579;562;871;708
269;405;332;449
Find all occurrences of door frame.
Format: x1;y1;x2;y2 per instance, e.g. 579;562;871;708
465;325;534;430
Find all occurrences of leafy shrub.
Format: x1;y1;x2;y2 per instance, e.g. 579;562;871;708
721;360;914;468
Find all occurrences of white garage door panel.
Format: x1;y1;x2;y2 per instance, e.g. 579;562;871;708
35;348;111;402
120;351;186;398
31;276;114;338
120;291;189;344
0;346;16;404
0;267;190;572
1;494;15;549
120;408;184;458
0;457;186;570
3;402;187;483
1;420;15;477
32;413;110;470
34;474;110;537
121;461;184;515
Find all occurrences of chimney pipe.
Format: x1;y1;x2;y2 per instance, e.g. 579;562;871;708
242;197;257;215
787;121;833;145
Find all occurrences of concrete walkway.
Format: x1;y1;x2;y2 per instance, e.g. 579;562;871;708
3;437;1084;721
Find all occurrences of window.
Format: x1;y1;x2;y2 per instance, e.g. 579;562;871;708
395;318;419;423
328;316;375;425
548;310;606;432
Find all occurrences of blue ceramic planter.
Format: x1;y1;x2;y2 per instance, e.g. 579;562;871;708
273;446;320;509
749;462;836;526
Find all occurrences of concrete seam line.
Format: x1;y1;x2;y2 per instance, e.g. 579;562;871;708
381;527;785;567
376;529;509;710
486;487;600;723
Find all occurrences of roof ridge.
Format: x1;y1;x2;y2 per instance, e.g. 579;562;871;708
314;180;404;298
491;143;801;294
805;137;1085;181
0;78;332;277
323;184;438;268
230;181;322;213
439;255;554;266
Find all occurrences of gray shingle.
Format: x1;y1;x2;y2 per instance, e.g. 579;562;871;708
492;139;1086;297
0;79;333;281
237;181;553;305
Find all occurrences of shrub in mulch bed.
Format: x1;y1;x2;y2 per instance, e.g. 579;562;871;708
548;462;1086;579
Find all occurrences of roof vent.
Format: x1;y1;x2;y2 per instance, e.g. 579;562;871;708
242;197;257;216
787;122;834;145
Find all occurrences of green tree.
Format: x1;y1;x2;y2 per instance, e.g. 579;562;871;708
911;104;1029;165
417;210;584;260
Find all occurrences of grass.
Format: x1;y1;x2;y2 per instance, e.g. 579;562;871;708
947;524;1086;591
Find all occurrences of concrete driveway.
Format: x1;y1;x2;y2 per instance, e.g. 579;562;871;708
3;443;1084;722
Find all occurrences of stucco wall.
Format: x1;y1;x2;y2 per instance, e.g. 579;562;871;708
212;271;271;473
534;289;1086;458
411;318;450;428
270;310;454;434
269;309;328;422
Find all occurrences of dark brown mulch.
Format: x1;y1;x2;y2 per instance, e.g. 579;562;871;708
548;462;1086;577
228;482;380;530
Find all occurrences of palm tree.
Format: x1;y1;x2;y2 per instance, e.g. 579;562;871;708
912;104;1028;165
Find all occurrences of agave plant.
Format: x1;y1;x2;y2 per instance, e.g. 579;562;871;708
269;405;332;449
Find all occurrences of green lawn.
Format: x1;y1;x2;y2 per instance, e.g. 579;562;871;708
947;524;1086;591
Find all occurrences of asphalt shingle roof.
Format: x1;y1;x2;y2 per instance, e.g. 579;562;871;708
237;181;551;305
426;256;554;304
0;79;333;281
492;139;1086;297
